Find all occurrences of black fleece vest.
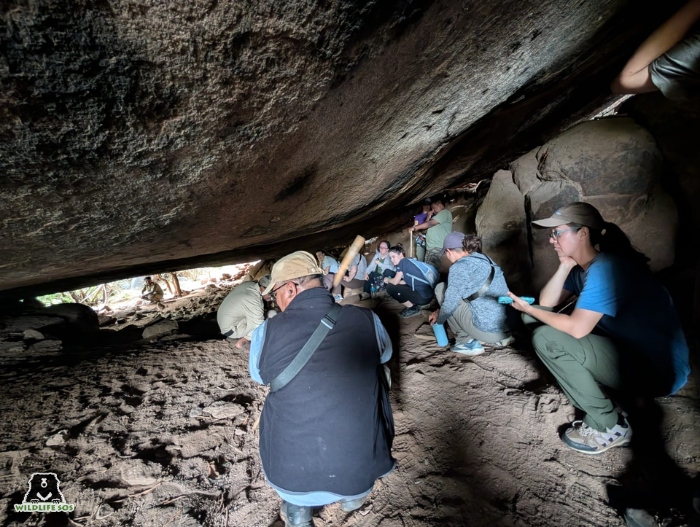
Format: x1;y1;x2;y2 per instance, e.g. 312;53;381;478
258;287;394;495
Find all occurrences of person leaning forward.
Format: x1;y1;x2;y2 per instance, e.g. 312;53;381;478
216;275;272;350
249;251;395;526
428;232;512;355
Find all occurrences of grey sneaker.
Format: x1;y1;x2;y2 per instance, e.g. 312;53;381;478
399;305;422;318
451;339;485;355
562;418;632;455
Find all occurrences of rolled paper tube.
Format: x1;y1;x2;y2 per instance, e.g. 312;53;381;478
333;235;366;288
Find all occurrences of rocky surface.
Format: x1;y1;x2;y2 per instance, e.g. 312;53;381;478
0;285;698;526
0;0;679;297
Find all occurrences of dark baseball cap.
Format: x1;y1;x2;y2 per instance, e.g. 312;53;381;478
441;231;465;254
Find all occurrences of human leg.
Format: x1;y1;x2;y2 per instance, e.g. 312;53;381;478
532;325;623;431
425;249;442;270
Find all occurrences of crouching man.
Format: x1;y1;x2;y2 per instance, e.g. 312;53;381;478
249;251;395;526
217;275;272;350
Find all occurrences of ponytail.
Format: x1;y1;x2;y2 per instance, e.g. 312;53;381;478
586;221;650;269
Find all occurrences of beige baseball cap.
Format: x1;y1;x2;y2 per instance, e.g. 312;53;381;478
531;202;605;230
262;251;324;295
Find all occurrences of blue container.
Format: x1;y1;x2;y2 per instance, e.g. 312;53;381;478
432;323;449;347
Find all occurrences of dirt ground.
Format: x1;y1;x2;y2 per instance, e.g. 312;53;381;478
1;284;699;527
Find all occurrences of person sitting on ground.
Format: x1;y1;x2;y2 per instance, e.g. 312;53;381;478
412;198;433;262
361;240;395;300
217;275;272;350
507;202;690;455
428;232;512;356
250;251;395;526
611;0;700;100
408;196;452;269
141;276;164;304
316;250;341;299
384;244;435;318
339;250;368;302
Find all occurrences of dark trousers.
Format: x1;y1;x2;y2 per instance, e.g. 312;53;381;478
386;283;432;306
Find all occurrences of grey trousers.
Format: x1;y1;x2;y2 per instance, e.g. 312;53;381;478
425;249;442;270
435;283;511;344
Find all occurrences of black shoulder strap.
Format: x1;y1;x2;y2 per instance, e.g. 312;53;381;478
269;303;343;393
465;254;496;302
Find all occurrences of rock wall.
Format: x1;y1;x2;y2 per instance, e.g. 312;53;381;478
477;117;679;293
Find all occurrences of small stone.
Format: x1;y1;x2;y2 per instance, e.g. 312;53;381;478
46;430;68;448
142;319;178;339
23;329;45;340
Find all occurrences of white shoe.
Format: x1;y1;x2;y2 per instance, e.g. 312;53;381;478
562;418;632;455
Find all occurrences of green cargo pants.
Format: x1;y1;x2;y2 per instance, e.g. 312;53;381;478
524;309;670;432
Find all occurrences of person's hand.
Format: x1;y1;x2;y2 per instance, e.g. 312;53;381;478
408;226;415;233
235;337;250;350
364;274;369;281
558;256;577;271
507;292;532;313
343;276;350;282
428;310;439;325
383;277;389;284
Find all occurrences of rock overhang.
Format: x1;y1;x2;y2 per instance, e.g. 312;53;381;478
0;0;677;297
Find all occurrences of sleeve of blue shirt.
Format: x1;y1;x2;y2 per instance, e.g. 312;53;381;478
574;256;619;317
249;320;268;384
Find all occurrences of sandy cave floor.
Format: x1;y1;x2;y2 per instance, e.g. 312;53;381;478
1;285;699;527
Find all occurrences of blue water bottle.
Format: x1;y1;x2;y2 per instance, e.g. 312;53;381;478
432;323;449;347
370;282;376;299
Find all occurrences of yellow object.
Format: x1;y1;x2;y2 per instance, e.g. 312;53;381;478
333;235;366;287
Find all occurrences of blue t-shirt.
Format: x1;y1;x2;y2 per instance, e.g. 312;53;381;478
397;258;434;300
321;255;339;274
564;253;690;394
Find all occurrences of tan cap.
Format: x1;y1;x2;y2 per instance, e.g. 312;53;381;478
531;202;605;230
262;251;324;295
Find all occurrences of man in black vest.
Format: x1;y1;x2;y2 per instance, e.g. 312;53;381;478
249;251;395;526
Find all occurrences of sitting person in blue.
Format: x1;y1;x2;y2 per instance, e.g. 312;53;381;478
384;244;435;318
508;202;690;455
360;240;395;300
428;232;512;355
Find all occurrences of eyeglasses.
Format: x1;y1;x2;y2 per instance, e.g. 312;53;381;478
270;282;287;300
270;281;297;300
549;228;577;240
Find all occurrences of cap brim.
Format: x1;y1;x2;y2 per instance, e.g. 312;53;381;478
261;282;275;295
531;217;570;228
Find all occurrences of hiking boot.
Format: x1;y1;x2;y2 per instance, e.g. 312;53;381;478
280;501;313;526
561;417;632;455
399;305;422;318
451;339;485;355
333;294;344;303
340;496;367;512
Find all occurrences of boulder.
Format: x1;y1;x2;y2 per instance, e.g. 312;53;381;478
475;170;530;291
491;117;678;293
142;319;179;339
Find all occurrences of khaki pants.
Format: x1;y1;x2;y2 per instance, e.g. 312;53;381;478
435;283;510;344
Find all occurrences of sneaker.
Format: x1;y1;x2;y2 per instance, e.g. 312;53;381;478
399;305;422;318
280;501;313;526
359;292;371;301
561;418;632;455
333;294;344;303
451;339;485;355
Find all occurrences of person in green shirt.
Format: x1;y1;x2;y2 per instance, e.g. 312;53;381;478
409;197;452;269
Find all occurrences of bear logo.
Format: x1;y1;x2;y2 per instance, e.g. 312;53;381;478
22;473;65;504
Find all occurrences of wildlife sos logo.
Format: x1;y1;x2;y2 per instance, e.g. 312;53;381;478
14;473;75;513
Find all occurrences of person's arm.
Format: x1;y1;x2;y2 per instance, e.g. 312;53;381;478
409;219;438;232
385;270;404;285
365;255;378;276
508;298;604;339
372;312;393;363
539;258;577;308
345;264;358;281
248;321;268;384
611;0;700;93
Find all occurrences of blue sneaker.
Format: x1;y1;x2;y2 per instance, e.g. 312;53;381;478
451;339;485;356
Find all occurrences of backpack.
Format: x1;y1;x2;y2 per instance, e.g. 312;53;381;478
403;258;439;291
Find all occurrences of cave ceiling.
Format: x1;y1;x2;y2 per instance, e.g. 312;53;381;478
0;0;678;297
